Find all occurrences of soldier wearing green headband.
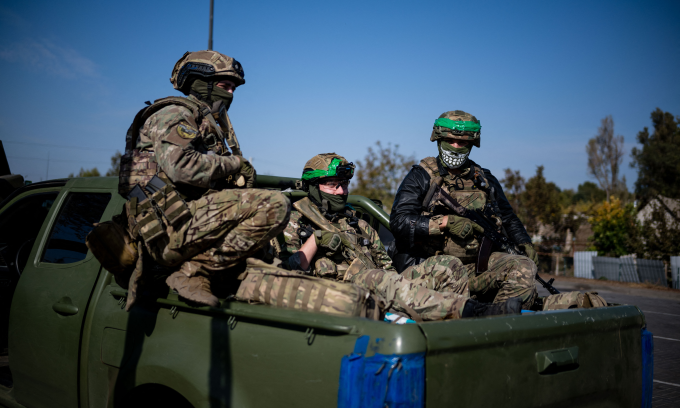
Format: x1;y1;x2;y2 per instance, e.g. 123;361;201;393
390;110;539;310
274;153;522;321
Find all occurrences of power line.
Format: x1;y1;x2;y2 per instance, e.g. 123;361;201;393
8;155;104;165
2;140;120;152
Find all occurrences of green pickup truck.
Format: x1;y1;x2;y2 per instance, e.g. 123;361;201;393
0;176;653;408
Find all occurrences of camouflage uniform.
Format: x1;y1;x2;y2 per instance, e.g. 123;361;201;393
390;110;538;309
119;51;290;307
278;197;469;321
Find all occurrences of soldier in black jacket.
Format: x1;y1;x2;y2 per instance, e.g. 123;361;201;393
390;110;539;309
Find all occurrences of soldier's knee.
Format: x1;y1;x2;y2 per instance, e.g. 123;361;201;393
257;190;291;228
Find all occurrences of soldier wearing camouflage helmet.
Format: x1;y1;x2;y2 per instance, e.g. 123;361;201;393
118;50;290;308
390;110;539;310
274;153;522;321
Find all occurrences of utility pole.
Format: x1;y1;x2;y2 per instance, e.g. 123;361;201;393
208;0;214;50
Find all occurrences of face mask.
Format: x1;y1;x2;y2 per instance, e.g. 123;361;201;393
191;79;234;111
438;140;471;168
309;185;348;212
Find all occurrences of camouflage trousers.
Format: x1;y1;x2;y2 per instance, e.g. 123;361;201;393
348;255;470;321
464;252;537;309
148;188;291;274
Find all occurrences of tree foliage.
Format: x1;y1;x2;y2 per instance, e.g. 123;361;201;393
106;151;122;177
630;108;680;206
589;197;636;256
353;141;415;212
631;200;680;262
572;181;606;204
522;166;561;235
68;167;101;177
586;115;625;201
500;168;525;216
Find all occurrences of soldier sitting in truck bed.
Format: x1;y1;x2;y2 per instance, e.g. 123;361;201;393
275;153;522;321
117;50;290;308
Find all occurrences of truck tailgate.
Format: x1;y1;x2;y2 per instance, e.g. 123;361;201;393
420;305;644;408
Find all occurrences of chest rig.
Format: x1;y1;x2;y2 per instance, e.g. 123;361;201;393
118;96;233;259
293;197;375;278
419;156;494;263
118;95;230;197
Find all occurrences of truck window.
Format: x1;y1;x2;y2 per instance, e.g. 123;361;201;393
41;193;111;264
0;192;59;274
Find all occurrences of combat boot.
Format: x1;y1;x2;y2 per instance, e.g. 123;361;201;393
166;261;219;307
461;297;522;318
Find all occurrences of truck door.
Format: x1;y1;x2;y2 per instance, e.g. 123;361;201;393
9;188;114;408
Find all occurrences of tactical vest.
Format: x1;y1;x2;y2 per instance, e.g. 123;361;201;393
419;156;491;264
293;197;376;278
118;96;229;197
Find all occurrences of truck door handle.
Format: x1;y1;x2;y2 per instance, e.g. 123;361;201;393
536;346;579;374
52;297;79;316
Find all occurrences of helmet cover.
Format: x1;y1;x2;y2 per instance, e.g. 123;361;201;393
301;153;355;183
430;110;481;148
170;50;245;94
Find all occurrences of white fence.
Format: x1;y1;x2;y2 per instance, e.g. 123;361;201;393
671;256;680;289
574;251;597;279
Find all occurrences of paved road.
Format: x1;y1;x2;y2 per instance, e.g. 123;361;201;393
538;276;680;407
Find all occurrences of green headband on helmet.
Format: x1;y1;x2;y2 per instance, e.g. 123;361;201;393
302;157;354;181
434;118;482;132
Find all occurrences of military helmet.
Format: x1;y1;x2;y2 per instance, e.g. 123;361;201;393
430;110;481;148
170;50;245;94
301;153;355;184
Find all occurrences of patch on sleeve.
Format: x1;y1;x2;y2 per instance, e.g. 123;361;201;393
176;122;199;139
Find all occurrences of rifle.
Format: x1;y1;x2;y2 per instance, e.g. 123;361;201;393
423;179;560;295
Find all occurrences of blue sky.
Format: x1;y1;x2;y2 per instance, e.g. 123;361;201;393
1;0;678;192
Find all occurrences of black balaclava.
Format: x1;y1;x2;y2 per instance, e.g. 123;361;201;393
309;184;348;213
190;78;234;111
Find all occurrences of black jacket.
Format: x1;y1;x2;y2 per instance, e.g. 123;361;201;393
389;159;531;272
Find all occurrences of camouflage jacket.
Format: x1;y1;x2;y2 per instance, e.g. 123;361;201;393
120;95;241;199
278;197;394;279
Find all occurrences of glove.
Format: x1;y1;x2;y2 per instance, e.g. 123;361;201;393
446;215;484;239
234;156;256;188
314;230;342;252
520;243;538;264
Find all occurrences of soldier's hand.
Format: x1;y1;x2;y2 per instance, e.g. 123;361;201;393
314;230;342;252
520;243;539;265
234;156;256;188
446;215;484;239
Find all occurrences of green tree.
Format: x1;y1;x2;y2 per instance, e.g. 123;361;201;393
68;167;101;177
522;165;561;235
586;115;626;201
630;108;680;206
572;181;606;204
353;141;415;212
632;201;680;262
106;151;122;176
500;168;525;217
589;197;636;256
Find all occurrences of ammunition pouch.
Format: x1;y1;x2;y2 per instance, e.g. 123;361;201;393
85;215;139;288
125;181;192;245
